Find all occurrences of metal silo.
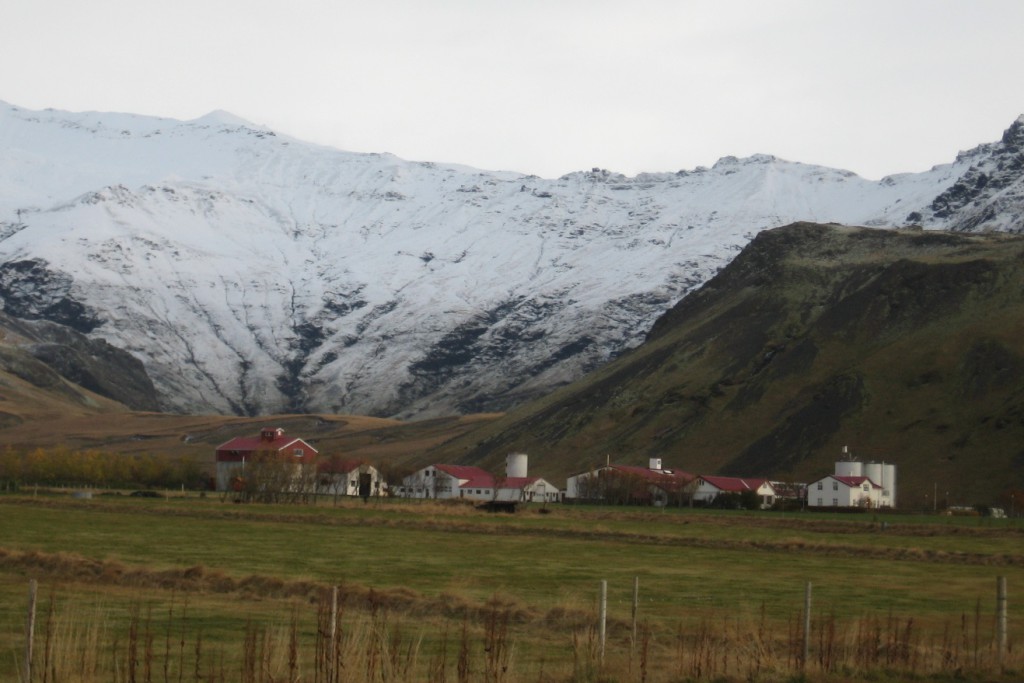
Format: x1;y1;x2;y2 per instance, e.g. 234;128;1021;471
864;462;883;487
506;452;528;478
835;456;862;478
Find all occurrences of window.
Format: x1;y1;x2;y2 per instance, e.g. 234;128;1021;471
817;482;823;490
816;497;823;506
832;498;838;506
294;448;303;456
862;484;870;492
832;481;838;491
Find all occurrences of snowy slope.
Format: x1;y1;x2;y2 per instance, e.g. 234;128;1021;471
0;101;1021;418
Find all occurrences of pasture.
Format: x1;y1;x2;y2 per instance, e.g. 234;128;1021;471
1;493;1021;682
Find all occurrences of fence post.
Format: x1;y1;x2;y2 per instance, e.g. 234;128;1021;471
997;576;1008;666
24;579;37;683
802;581;812;671
330;585;339;677
599;580;607;663
631;576;639;649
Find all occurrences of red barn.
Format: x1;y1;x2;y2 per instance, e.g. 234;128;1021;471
214;427;318;492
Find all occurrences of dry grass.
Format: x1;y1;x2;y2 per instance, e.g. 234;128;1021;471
11;585;1023;683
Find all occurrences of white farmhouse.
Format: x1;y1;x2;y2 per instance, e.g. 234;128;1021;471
807;475;882;508
807;451;897;509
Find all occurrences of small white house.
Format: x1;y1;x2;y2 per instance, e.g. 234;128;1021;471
317;458;384;499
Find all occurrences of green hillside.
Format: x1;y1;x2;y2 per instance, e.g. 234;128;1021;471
431;223;1024;508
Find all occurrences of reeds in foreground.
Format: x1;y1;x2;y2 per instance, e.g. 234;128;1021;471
14;584;1022;683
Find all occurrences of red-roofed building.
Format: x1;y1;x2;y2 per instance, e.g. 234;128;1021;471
395;453;560;503
214;427;318;492
396;463;496;500
565;459;694;506
688;475;777;509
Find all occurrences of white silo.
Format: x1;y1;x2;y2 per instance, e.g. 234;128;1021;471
506;452;528;479
835;458;863;478
864;462;883;487
882;463;897;506
649;458;663;471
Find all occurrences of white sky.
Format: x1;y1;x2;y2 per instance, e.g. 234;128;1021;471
3;0;1023;180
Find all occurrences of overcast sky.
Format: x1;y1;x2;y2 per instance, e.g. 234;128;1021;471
3;0;1023;179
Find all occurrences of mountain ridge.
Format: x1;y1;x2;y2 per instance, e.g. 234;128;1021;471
1;102;1022;418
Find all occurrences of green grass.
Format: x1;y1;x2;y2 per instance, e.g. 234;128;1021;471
1;494;1022;681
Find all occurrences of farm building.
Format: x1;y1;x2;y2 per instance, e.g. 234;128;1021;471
494;453;561;503
316;457;384;500
807;450;897;509
687;475;777;509
565;459;693;506
396;463;495;500
395;453;560;503
214;427;318;492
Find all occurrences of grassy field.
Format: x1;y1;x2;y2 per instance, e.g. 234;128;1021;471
1;493;1022;682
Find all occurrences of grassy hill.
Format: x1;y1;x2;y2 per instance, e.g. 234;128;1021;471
428;223;1024;508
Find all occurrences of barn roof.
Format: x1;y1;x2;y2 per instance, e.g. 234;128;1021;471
215;428;318;462
609;464;695;490
699;475;772;493
435;464;495;489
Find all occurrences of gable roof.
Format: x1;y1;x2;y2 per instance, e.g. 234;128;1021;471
215;428;318;462
498;476;556;490
699;475;773;493
826;475;881;489
435;464;495;489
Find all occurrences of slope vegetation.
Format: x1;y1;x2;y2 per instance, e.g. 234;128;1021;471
436;223;1024;505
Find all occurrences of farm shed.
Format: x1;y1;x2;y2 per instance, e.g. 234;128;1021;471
396;464;495;501
214;427;318;492
317;457;384;499
565;459;693;506
688;475;777;509
494;476;561;503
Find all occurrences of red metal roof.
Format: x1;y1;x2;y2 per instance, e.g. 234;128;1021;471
435;464;495;489
215;429;318;462
608;464;695;491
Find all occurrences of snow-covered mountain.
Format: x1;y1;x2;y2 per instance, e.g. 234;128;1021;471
1;101;1022;418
